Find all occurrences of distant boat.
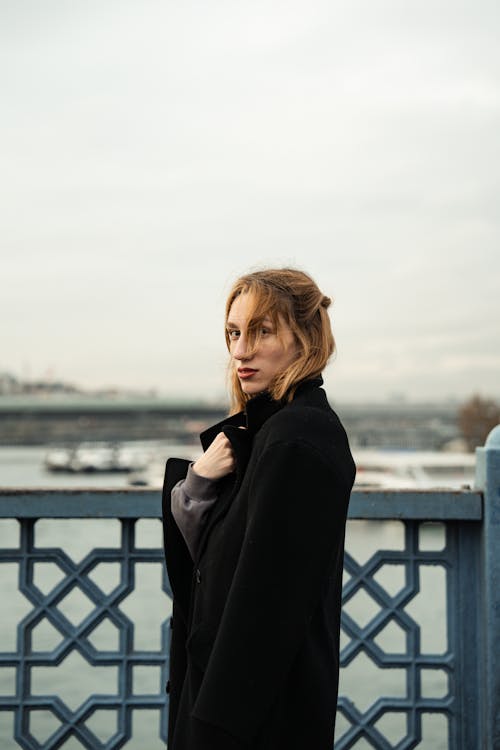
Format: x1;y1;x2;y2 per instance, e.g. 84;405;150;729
44;442;150;474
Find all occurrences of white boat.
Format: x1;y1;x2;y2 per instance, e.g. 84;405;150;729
44;442;151;474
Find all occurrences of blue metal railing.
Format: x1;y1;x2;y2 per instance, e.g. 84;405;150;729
0;429;498;750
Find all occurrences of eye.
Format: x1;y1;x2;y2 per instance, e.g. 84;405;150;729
227;329;240;340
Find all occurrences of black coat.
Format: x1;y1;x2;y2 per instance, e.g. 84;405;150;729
162;377;356;750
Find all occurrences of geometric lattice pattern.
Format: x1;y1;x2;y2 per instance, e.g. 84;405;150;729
0;519;172;750
0;515;472;749
336;520;452;750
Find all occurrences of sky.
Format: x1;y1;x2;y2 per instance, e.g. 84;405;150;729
1;0;499;404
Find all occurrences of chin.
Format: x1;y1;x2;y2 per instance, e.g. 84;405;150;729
241;383;258;395
241;380;267;396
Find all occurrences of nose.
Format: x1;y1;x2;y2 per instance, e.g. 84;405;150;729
233;333;251;361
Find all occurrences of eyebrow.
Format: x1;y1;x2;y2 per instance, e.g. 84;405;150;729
226;318;273;329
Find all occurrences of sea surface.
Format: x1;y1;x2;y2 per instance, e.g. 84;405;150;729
0;445;451;748
0;441;200;490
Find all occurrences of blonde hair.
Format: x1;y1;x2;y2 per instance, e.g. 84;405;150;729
225;268;335;413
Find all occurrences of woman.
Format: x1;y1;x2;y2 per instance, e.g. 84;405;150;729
162;268;355;750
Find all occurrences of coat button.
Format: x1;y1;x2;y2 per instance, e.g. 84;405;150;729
195;568;201;584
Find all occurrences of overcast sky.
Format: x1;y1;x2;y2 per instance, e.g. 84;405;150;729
2;0;499;403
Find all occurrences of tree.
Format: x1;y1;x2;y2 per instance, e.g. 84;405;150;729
458;395;500;452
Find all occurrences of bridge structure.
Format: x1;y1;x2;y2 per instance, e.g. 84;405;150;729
0;428;498;749
0;394;461;450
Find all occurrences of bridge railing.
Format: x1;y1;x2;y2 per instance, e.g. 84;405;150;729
0;430;498;750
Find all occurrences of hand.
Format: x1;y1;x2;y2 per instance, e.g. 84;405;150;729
193;431;236;480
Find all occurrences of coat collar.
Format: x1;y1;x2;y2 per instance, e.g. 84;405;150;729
199;375;324;451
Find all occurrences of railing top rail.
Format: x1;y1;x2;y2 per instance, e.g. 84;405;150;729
0;488;483;521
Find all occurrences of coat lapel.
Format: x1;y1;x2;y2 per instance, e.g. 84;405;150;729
193;425;253;565
199;412;245;451
194;392;281;564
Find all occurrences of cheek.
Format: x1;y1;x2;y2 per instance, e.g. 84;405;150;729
272;344;295;368
281;335;298;360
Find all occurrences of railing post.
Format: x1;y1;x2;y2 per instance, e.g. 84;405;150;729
475;425;500;749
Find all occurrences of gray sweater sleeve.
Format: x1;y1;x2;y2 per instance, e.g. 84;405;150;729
171;462;219;560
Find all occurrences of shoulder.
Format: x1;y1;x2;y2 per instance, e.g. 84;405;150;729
255;389;353;469
248;413;355;509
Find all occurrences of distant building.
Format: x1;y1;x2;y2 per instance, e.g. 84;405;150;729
0;371;81;396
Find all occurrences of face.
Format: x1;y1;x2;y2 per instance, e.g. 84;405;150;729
226;292;299;396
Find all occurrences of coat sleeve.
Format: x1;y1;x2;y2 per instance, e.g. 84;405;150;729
191;438;352;742
162;457;193;621
171;463;219;560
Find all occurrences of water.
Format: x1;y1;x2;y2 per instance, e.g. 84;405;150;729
0;446;451;748
0;441;201;490
0;444;475;492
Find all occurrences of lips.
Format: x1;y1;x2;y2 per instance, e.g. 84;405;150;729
238;368;258;379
